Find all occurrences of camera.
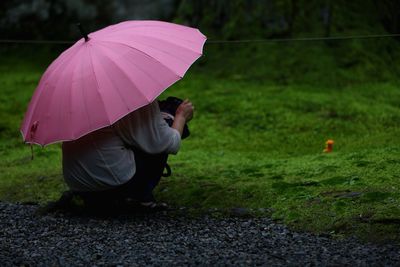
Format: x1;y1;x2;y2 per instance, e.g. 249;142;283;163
158;96;190;139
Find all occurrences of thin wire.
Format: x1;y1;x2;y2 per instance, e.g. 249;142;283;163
207;33;400;44
0;39;74;44
0;33;399;45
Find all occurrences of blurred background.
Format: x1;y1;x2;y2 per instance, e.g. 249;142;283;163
1;0;399;40
1;0;399;85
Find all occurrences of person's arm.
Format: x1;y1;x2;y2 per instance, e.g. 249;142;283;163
172;99;194;136
115;100;193;155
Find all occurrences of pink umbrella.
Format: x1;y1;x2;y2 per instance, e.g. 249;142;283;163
21;20;206;146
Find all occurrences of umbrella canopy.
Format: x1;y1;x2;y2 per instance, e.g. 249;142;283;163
21;20;206;146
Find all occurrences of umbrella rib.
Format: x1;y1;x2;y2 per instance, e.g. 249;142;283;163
22;45;83;137
94;21;204;40
37;43;83;91
134;33;205;55
63;52;76;139
101;31;204;55
100;37;196;65
58;45;87;140
103;27;204;47
130;23;200;32
87;46;113;124
92;43;148;112
27;49;85;143
104;21;199;32
95;41;174;102
79;48;95;132
97;40;184;79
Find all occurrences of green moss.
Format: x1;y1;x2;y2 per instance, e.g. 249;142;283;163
1;38;400;243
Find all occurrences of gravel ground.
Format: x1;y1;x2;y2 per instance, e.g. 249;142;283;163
0;202;399;266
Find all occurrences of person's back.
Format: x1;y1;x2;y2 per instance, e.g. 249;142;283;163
62;126;135;191
61;100;193;208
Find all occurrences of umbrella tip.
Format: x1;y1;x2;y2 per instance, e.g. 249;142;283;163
76;23;89;42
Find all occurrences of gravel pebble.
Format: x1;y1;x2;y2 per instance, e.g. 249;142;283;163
0;202;399;266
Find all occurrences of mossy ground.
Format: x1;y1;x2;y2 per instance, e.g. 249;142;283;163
0;42;399;243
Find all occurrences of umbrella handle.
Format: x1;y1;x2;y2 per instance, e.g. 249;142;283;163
76;23;89;42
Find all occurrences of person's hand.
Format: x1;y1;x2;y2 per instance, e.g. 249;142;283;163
175;99;194;123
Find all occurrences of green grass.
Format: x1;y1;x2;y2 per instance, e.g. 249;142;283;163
1;44;400;243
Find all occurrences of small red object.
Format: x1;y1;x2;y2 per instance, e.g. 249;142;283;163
323;139;334;153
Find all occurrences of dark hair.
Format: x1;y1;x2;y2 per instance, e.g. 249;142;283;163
158;97;190;139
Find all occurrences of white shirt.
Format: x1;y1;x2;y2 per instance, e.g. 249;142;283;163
62;102;181;192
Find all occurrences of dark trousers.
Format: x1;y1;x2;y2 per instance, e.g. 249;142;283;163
77;150;168;206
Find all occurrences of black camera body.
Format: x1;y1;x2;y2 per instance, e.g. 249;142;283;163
158;97;190;139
